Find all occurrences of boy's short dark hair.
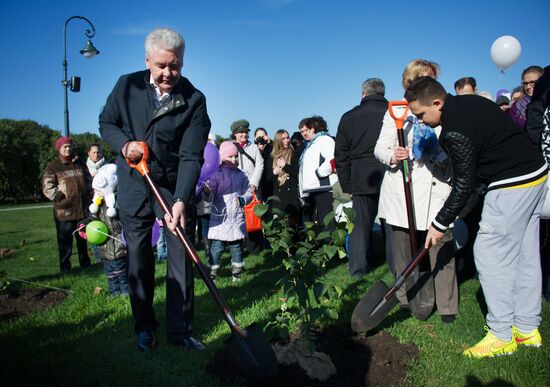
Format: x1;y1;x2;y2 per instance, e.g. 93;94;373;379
405;76;447;105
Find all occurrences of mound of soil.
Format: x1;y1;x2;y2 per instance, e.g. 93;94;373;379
0;288;67;322
206;327;419;386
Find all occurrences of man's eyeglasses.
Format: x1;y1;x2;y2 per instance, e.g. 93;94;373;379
522;80;536;87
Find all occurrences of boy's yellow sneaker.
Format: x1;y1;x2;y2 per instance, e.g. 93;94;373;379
463;327;517;358
512;326;542;347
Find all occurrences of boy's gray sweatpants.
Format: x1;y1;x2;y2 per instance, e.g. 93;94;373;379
474;181;547;341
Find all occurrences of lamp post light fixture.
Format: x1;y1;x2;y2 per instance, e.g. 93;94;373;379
62;15;99;137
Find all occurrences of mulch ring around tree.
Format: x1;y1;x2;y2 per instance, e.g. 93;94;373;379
0;288;67;322
206;326;419;386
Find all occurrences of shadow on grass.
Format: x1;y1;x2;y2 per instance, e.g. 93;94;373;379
475;286;488;317
465;375;515;386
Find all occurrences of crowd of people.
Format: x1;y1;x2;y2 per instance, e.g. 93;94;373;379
41;26;549;359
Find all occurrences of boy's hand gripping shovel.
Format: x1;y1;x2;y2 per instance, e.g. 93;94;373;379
127;142;278;379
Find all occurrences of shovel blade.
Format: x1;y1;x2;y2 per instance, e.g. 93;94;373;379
351;281;399;333
226;323;278;379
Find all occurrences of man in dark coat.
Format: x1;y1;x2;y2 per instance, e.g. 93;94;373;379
335;78;388;276
99;28;210;352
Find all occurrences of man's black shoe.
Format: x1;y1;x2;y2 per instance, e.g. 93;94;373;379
137;330;156;352
169;335;207;351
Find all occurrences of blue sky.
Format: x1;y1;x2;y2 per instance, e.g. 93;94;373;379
1;0;549;139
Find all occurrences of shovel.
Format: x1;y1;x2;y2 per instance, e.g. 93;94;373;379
127;142;278;379
351;247;429;333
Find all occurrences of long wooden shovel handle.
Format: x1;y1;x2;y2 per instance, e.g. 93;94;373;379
385;247;429;301
388;101;418;254
127;142;246;338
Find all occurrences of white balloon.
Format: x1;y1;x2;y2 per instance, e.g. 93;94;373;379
490;35;521;71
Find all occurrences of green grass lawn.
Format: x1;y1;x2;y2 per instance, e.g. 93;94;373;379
0;206;549;386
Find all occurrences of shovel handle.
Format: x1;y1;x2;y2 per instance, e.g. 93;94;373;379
389;101;417;254
388;100;409;129
385;247;429;300
126;142;246;338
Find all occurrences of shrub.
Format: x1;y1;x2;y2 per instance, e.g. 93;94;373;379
256;196;354;346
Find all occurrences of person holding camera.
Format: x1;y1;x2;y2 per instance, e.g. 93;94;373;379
254;127;274;200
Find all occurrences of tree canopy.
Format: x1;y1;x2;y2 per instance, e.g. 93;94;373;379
0;119;115;202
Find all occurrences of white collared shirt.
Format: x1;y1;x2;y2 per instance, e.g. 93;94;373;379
149;74;171;109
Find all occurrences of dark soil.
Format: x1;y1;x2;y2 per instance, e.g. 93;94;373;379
0;288;67;322
206;326;419;386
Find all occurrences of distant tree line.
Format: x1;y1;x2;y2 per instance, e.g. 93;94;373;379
0;119;116;203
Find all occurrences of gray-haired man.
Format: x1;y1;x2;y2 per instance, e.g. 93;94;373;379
100;28;210;352
335;78;388;276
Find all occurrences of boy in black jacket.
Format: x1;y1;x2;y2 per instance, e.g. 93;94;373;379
405;77;547;358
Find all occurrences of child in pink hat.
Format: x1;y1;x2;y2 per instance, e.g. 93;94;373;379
203;141;253;281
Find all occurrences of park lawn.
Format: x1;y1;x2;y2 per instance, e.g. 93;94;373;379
0;205;549;386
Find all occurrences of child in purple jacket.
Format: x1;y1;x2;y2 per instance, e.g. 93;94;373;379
203;141;252;281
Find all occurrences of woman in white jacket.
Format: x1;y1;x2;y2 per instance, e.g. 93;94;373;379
298;116;338;231
374;59;458;323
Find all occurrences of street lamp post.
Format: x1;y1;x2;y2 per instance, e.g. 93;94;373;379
62;16;99;137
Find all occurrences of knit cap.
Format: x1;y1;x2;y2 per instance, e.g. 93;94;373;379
55;136;73;151
219;141;238;161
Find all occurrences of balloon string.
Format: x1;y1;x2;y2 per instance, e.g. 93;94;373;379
72;224;124;244
6;276;73;293
500;70;504;81
72;224;85;235
90;227;125;244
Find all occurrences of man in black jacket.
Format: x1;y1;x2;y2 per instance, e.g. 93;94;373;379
335;78;387;276
99;28;210;352
406;77;547;359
